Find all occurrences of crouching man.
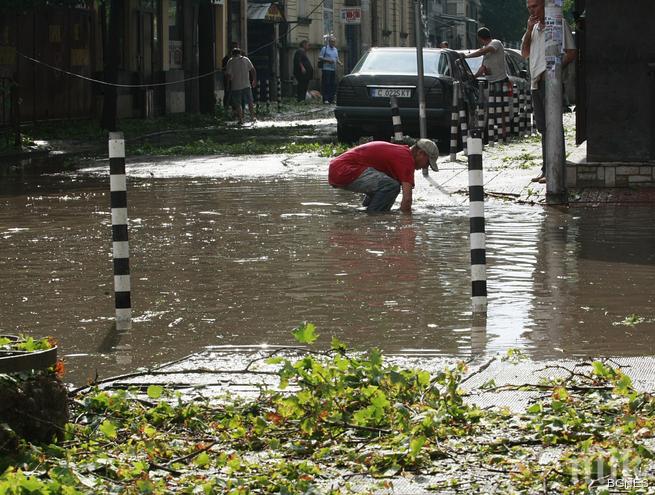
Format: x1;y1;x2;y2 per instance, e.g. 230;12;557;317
328;139;439;213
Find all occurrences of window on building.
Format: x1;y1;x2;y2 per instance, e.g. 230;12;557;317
324;0;333;39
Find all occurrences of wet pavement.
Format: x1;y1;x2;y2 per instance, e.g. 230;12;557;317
1;124;655;385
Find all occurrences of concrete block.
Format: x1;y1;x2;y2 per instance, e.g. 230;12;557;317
640;166;655;175
616;166;640;175
604;167;616;186
566;169;577;188
628;175;652;183
615;176;629;187
596;167;605;180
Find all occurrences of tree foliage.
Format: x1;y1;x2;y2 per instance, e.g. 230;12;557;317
480;0;527;45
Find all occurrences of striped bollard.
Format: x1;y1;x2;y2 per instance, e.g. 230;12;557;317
526;89;534;135
390;96;403;143
277;77;282;112
458;83;468;155
450;81;460;161
265;79;271;113
255;79;261;112
487;82;495;146
519;88;528;137
477;79;487;145
502;81;511;143
467;128;487;313
512;83;520;138
494;82;503;145
109;132;132;330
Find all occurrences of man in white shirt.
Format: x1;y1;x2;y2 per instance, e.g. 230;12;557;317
521;0;576;183
225;48;257;125
465;27;508;83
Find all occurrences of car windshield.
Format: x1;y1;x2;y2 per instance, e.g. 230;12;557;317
353;50;447;76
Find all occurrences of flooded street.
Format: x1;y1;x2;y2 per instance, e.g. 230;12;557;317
1;154;655;385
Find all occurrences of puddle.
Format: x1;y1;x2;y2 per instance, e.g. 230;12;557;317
0;159;654;385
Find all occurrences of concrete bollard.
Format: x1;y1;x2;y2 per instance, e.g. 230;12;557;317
458;83;469;155
255;80;261;112
277;77;282;112
502;81;511;143
450;81;460;161
519;88;528;137
526;88;534;135
389;96;403;143
467;128;487;313
494;82;503;145
477;79;487;145
512;83;520;138
108;132;132;330
487;81;496;147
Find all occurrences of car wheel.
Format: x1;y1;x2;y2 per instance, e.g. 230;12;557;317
337;122;359;144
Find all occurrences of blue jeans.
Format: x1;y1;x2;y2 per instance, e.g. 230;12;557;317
343;167;400;212
321;70;336;103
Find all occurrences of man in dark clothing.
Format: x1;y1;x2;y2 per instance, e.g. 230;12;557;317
293;40;313;102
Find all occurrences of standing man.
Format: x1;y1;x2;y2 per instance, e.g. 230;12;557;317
328;139;439;213
319;37;342;104
464;27;508;82
521;0;576;183
225;47;257;125
221;41;239;111
293;40;314;102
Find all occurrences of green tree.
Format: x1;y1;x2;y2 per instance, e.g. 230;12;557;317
480;0;527;45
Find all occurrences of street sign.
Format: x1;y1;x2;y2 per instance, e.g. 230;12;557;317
340;7;361;24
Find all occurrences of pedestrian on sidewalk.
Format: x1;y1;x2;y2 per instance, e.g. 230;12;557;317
293;40;314;102
328;139;439;213
465;27;508;82
319;37;342;104
225;47;257;125
521;0;576;183
221;41;239;112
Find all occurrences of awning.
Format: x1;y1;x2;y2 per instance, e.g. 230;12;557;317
247;2;285;22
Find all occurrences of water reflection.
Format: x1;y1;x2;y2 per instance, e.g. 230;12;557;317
1;169;655;385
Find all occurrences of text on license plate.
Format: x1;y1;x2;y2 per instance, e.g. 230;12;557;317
370;88;412;98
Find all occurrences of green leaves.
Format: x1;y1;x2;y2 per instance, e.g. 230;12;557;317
146;385;164;399
99;420;117;439
292;322;318;344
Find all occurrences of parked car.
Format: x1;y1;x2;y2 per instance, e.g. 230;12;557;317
334;47;478;144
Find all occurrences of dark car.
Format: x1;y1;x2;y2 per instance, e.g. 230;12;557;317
334;47;478;144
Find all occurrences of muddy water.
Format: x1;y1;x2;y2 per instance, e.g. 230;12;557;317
1;163;654;385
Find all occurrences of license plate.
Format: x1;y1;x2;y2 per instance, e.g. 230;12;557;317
370;87;412;98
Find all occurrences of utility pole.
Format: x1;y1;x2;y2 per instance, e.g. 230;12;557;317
414;0;428;175
544;0;565;200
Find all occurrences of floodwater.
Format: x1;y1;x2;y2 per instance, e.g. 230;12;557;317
1;155;654;385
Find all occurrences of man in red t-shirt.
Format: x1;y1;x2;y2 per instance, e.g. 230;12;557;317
329;139;439;213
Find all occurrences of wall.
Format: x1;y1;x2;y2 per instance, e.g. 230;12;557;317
586;0;655;163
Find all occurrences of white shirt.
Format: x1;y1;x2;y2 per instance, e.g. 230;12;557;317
524;20;575;90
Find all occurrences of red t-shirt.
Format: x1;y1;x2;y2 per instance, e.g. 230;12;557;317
328;141;415;187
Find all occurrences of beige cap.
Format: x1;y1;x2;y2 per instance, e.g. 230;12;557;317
416;138;439;171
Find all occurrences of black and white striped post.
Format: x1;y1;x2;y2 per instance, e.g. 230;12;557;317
277;77;282;112
109;132;132;330
390;96;403;143
477;79;487;145
467;128;487;313
458;83;469;155
519;86;526;137
450;81;460;161
487;82;496;146
526;89;534;135
255;79;261;112
494;82;503;145
265;79;271;113
512;83;520;138
502;81;511;143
